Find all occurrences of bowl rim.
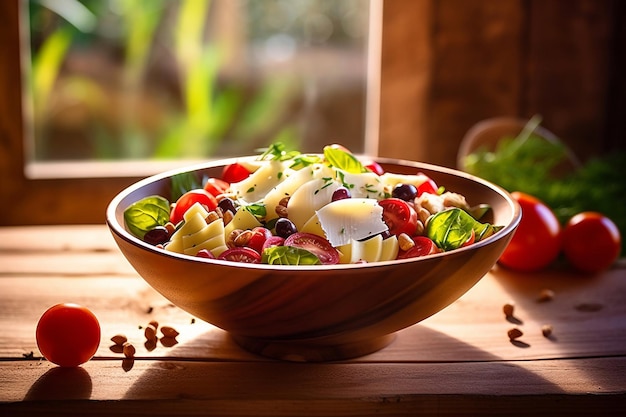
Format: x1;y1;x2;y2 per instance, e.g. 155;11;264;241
106;155;521;272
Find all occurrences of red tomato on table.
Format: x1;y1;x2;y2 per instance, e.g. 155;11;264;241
498;191;562;272
36;303;101;367
562;212;621;274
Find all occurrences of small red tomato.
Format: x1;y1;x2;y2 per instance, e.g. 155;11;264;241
170;189;218;225
364;160;385;176
379;198;418;237
262;235;285;251
203;177;229;197
562;212;621;274
36;303;101;367
221;163;251;184
417;174;439;196
246;227;273;254
397;236;440;259
196;249;216;259
498;191;562;272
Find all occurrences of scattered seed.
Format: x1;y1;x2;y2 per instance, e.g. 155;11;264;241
144;324;158;342
160;326;179;338
122;342;136;358
537;289;555;302
502;302;515;317
190;318;196;324
541;324;553;337
110;334;128;345
507;327;523;341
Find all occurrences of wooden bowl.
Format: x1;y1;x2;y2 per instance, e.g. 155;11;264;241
457;116;581;172
106;156;520;362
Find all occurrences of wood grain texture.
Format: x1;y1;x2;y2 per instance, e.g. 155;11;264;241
0;225;625;417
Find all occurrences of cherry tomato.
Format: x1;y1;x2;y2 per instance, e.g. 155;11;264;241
364;160;385;176
246;227;273;254
379;198;418;237
221;163;251;184
170;189;218;225
203;177;229;197
417;174;439;196
196;249;216;259
397;236;440;259
36;303;101;367
498;191;562;272
284;232;340;265
562;212;621;274
218;247;262;263
262;235;285;251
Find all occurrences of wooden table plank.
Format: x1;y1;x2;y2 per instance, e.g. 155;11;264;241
1;358;625;415
1;225;625;415
1;270;625;363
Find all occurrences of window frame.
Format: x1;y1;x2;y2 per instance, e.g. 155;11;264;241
0;0;384;225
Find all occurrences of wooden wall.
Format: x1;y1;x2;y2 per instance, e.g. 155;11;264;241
379;0;626;168
1;0;624;225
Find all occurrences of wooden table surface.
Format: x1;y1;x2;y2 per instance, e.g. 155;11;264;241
0;225;625;416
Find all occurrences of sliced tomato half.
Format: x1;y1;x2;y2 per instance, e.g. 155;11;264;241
397;236;440;259
379;198;418;237
284;232;340;265
218;247;261;263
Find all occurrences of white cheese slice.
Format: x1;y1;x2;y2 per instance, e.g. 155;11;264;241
380;172;430;191
315;198;388;247
223;207;262;238
263;163;334;222
379;236;399;261
287;177;341;230
349;234;383;263
334;169;387;199
230;160;288;203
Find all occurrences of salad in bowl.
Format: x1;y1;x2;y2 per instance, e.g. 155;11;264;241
123;143;503;266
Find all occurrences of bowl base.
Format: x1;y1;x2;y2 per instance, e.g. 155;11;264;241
231;333;397;362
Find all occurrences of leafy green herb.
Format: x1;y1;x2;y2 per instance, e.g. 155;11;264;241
170;172;202;202
463;117;626;254
290;154;322;169
244;203;267;219
262;246;322;265
426;208;499;251
323;145;368;174
123;195;171;239
258;142;301;161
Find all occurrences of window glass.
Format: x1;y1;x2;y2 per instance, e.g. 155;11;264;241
24;0;371;166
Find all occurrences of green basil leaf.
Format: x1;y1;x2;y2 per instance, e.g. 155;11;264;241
262;246;322;265
258;142;301;161
426;208;498;251
289;154;323;170
170;172;202;201
123;195;171;239
323;146;368;174
244;203;267;219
